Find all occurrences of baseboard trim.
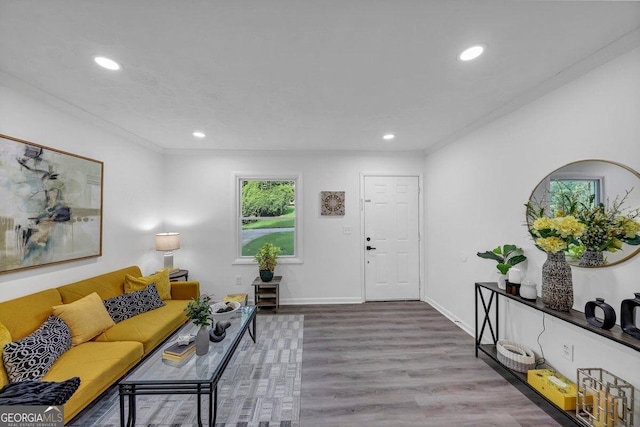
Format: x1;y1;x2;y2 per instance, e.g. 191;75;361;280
261;297;365;305
424;296;474;338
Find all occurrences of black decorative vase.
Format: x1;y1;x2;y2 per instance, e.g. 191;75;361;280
620;292;640;339
585;298;616;330
541;252;573;312
579;250;605;267
259;269;274;282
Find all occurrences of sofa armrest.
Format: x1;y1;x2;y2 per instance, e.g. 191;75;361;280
170;281;200;300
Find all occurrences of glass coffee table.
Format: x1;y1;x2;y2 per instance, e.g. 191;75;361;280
118;305;257;427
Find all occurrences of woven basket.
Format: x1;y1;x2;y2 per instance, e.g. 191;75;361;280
496;340;535;373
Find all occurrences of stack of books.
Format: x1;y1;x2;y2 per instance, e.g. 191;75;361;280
162;340;195;366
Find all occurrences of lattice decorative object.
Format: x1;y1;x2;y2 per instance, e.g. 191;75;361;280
576;368;634;427
320;191;345;216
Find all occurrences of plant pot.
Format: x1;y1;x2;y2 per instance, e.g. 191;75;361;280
195;325;209;355
497;273;507;290
259;269;274;282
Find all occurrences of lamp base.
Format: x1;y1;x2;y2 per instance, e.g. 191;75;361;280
163;252;174;270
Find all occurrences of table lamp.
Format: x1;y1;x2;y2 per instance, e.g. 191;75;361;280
155;232;180;270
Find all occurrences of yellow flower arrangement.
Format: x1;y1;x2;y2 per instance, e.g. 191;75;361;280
527;189;640;256
526;201;586;254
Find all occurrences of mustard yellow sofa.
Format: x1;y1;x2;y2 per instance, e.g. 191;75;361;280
0;266;199;424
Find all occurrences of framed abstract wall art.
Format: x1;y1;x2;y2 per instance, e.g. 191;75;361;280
320;191;345;216
0;134;103;274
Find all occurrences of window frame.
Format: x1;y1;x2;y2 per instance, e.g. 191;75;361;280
233;173;303;265
548;174;604;210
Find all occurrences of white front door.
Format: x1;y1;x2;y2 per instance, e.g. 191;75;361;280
364;176;420;301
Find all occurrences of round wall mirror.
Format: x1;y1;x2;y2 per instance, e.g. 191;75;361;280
527;159;640;268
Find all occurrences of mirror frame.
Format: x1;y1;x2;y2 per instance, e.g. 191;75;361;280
527;159;640;268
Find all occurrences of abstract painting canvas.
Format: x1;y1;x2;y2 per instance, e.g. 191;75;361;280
0;134;103;274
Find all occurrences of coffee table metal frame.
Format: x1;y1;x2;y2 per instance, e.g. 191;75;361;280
118;305;257;427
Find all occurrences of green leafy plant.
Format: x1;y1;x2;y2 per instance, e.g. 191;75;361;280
253;242;281;271
184;294;212;326
477;244;527;274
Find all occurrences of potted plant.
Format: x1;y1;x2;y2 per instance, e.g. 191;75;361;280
184;294;212;355
254;242;281;282
477;244;526;289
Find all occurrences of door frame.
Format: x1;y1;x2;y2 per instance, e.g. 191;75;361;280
359;172;425;302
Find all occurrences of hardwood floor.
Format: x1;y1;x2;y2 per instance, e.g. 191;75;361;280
277;302;571;427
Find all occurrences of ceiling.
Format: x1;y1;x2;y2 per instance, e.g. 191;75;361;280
1;1;639;153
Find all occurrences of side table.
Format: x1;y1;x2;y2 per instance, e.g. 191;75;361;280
169;269;189;281
251;276;281;312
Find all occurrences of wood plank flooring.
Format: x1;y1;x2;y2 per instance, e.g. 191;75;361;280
278;302;571;427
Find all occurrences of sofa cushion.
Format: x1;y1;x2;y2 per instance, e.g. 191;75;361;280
0;322;11;388
2;316;71;383
43;340;143;423
56;266;143;303
124;269;171;300
94;300;189;354
103;283;165;323
52;292;115;346
0;288;63;341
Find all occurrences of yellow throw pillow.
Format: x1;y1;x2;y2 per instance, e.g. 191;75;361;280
52;292;115;346
124;269;171;300
0;321;12;387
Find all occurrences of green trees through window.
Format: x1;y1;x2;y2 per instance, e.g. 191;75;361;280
550;179;601;214
240;180;296;257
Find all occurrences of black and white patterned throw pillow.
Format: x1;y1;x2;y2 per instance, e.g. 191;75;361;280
103;283;165;323
2;316;72;383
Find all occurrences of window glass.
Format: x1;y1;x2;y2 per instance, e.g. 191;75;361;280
550;178;601;214
240;179;296;257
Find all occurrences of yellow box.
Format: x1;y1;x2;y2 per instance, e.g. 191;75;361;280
527;369;585;410
223;293;248;306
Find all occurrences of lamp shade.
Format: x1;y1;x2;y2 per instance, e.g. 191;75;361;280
155;233;180;251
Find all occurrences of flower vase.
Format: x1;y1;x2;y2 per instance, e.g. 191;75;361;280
541;252;573;311
579;250;605;267
196;325;209;355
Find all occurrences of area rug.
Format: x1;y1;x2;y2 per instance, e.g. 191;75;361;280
68;314;303;427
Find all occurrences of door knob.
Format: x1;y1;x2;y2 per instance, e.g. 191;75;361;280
366;245;376;250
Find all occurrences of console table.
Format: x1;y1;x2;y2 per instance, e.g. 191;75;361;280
475;282;640;425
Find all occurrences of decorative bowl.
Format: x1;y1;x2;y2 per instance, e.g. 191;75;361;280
210;301;241;318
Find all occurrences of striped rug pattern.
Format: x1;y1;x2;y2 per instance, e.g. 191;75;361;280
68;314;303;427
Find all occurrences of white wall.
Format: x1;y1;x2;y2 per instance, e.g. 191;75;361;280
425;46;640;416
162;151;424;303
0;77;166;301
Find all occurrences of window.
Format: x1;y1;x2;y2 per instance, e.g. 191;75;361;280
549;177;602;214
236;174;302;262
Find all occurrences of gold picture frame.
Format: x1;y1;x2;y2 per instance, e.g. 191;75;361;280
0;134;103;274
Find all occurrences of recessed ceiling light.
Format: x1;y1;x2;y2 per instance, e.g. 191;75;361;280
383;134;395;141
459;45;485;61
94;56;121;70
192;131;206;138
